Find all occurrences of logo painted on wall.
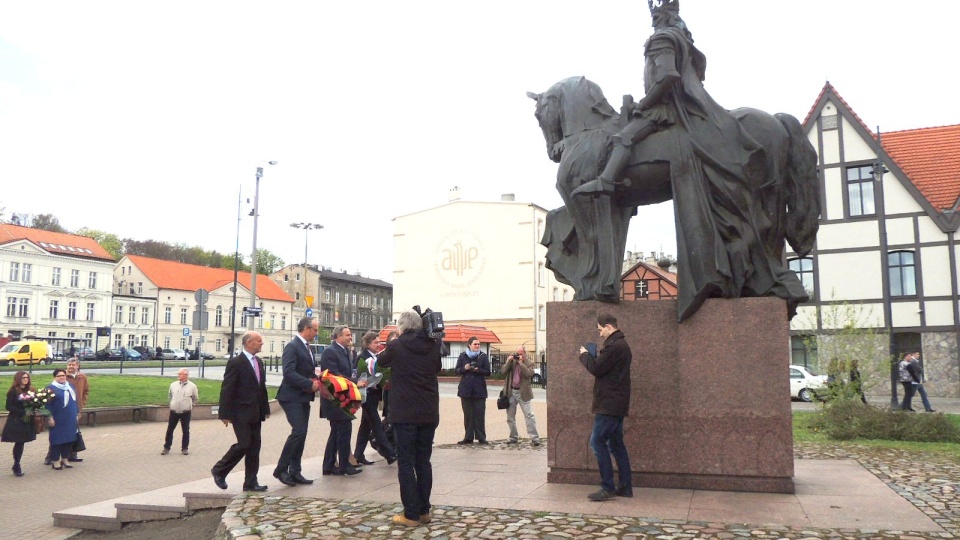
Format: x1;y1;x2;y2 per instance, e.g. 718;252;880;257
434;231;486;289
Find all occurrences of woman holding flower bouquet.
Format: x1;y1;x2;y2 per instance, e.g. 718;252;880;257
2;371;37;477
45;369;79;470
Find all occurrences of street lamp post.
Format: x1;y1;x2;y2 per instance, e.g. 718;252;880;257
249;161;277;329
290;223;323;317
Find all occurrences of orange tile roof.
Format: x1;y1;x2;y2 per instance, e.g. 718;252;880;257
377;324;501;344
882;124;960;211
126;254;294;303
0;223;115;261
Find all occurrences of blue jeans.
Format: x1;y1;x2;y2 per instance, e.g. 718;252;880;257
915;383;934;411
589;414;632;493
393;422;437;521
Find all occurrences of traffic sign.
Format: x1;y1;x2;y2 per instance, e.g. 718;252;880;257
243;306;263;317
195;288;209;305
182;327;190;337
305;308;314;317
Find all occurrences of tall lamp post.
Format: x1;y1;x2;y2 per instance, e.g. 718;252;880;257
290;223;323;318
249;161;277;329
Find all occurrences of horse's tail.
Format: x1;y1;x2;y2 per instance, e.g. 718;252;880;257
775;112;820;256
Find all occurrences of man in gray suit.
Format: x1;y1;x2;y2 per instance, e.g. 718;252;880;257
273;317;322;486
320;325;364;475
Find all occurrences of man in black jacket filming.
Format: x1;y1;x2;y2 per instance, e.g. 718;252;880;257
579;313;633;502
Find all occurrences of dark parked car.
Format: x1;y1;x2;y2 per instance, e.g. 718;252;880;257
188;349;215;360
95;347;142;361
78;347;97;361
132;346;156;360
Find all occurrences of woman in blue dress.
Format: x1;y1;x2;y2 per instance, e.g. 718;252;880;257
45;368;78;470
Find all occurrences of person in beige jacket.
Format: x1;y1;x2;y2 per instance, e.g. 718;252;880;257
501;346;541;446
162;368;199;455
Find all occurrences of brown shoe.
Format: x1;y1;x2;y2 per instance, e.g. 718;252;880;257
419;512;432;524
160;448;170;455
392;514;419;527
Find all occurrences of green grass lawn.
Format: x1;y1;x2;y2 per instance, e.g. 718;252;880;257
793;410;960;458
0;374;278;407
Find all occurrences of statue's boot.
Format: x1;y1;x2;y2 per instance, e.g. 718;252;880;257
571;177;617;196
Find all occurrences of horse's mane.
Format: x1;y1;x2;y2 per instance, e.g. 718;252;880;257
549;76;617;133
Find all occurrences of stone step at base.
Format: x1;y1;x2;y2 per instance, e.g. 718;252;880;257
53;501;122;532
184;491;235;511
115;501;187;523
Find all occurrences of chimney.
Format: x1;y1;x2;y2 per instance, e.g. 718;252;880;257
449;186;461;202
501;193;515;202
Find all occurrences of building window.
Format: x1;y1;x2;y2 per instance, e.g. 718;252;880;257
164;307;172;324
8;262;19;281
128;306;137;324
141;335;148;347
284;273;289;282
215;338;222;352
353;294;358;306
52;267;61;286
142;308;149;325
5;298;16;317
889;251;917;297
137;282;143;294
88;272;97;289
325;289;331;302
791;335;817;369
22;263;32;283
846;165;876;217
115;305;123;323
127;335;136;347
335;291;340;304
270;314;276;329
180;337;187;349
350;312;356;324
83;302;92;320
281;314;287;330
296;292;301;300
49;300;59;319
634;280;650;298
215;306;223;327
164;337;171;348
538;305;545;330
295;272;300;282
129;283;135;295
537;263;545;287
114;334;123;348
70;269;80;288
788;257;815;296
180;308;188;325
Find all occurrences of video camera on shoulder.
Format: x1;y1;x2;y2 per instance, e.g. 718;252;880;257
412;305;445;340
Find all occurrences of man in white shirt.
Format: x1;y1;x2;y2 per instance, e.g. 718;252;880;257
162;368;199;455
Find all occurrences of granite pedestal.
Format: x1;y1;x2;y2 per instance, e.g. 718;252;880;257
546;297;795;493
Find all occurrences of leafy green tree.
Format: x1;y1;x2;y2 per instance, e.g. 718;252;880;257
31;214;67;232
76;228;124;259
254;248;284;275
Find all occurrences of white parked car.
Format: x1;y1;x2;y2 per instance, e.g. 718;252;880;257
790;364;827;402
161;348;188;360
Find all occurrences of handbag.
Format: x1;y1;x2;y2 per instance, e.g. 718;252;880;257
73;430;86;453
497;390;510;410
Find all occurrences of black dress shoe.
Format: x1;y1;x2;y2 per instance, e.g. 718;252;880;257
356;456;376;465
243;484;268;492
211;469;228;490
290;472;314;485
273;470;296;486
68;457;84;463
322;470;335;476
457;440;473;445
340;465;362;476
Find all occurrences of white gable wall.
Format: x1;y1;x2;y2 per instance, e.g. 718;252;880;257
816;251;883;300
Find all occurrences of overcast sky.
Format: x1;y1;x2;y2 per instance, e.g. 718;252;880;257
2;1;958;282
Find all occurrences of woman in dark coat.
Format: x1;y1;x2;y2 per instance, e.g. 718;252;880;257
45;368;79;470
2;371;37;476
455;336;490;445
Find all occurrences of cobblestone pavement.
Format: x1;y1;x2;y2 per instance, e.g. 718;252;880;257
216;441;960;540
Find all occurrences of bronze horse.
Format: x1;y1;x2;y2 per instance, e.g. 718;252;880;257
529;76;819;322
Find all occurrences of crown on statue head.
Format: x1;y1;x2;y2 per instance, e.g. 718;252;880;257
648;0;679;14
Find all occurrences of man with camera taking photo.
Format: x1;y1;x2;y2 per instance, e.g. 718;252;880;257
501;346;541;446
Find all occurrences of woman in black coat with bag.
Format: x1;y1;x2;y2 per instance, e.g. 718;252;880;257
455;337;490;444
2;371;37;477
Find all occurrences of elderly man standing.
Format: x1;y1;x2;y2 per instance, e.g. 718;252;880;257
501;346;541;446
162;368;198;455
211;331;270;492
274;317;323;486
320;325;364;476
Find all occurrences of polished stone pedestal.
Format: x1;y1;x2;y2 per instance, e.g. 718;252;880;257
545;297;795;493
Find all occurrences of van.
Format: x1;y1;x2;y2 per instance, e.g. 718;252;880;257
0;341;53;366
309;343;327;365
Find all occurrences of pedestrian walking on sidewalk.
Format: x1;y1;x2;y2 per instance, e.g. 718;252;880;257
274;317;323;486
2;371;37;477
455;337;490;445
162;368;198;455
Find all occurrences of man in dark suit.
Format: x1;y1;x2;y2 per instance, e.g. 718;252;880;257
211;330;270;491
320;325;363;476
273;317;322;486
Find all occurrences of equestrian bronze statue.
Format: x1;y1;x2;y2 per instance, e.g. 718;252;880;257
529;0;819;322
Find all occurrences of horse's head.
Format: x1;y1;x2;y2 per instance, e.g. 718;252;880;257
527;89;564;163
528;77;617;164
